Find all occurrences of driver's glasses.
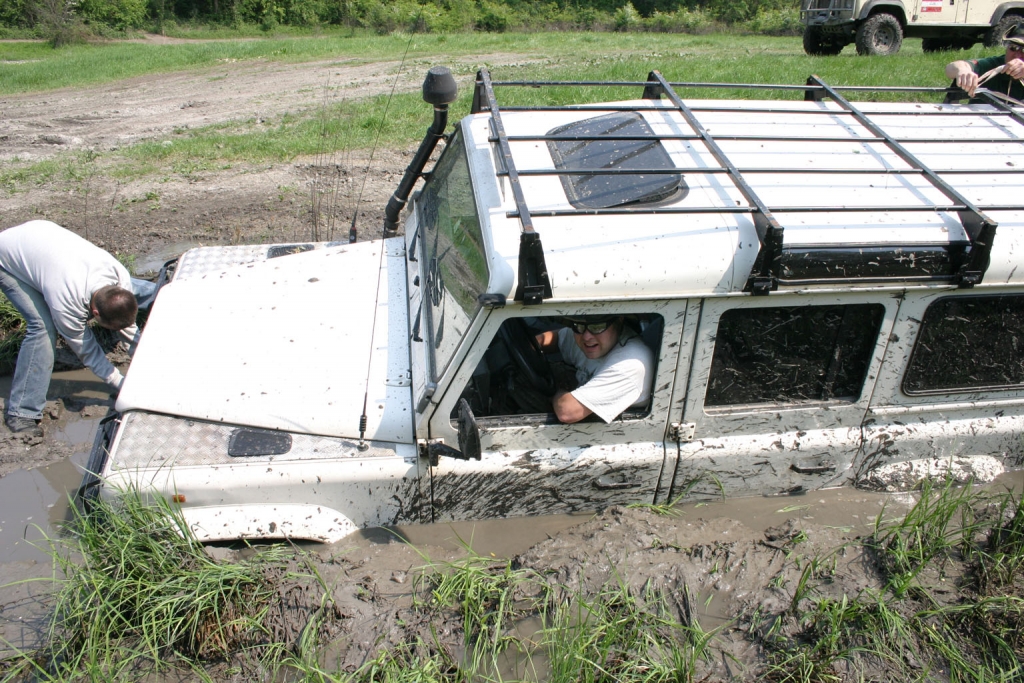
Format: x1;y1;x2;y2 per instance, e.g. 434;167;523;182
569;321;612;335
1008;43;1024;53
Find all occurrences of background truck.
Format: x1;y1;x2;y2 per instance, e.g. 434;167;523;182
801;0;1024;55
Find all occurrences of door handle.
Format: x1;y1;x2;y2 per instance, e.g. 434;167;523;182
790;460;836;475
594;475;642;490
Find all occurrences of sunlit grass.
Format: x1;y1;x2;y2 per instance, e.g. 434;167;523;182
0;31;981;194
0;488;337;682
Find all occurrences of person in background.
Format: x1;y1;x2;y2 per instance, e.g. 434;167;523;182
0;220;156;437
945;24;1024;102
535;315;654;424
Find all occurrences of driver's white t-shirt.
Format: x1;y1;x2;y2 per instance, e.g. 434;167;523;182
557;327;654;422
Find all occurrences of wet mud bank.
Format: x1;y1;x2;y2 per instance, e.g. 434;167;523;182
0;373;1022;680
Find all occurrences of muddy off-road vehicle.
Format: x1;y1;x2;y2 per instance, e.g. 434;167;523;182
801;0;1024;55
83;68;1024;543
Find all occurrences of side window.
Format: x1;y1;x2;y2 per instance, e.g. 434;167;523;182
456;314;664;423
904;294;1024;394
706;304;884;407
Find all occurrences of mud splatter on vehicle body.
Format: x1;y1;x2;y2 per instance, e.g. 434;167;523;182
86;67;1024;541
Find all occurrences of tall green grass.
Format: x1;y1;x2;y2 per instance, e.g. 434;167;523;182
1;488;337;682
758;479;1024;682
0;297;25;376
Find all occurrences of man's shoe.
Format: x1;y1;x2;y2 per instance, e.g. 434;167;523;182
5;414;42;437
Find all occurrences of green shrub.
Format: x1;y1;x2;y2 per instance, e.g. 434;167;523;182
614;1;641;30
646;7;713;31
475;0;511;31
77;0;148;28
743;6;800;34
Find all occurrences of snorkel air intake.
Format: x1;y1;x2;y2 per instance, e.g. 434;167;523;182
381;66;458;238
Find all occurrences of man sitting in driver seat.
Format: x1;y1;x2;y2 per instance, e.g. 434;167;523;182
535;315;654;424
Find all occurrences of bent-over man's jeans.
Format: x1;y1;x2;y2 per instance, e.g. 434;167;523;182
0;268;57;420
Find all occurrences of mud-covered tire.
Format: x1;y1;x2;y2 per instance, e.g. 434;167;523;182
985;15;1024;48
921;37;955;52
803;27;845;55
855;13;903;55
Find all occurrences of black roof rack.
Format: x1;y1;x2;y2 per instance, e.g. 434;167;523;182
471;69;1022;303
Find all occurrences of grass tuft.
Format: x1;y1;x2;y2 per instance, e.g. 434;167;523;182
2;487;339;682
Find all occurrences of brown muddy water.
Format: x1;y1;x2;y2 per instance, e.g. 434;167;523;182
1;372;1019;675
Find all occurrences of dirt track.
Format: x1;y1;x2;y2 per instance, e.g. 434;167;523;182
1;45;445;260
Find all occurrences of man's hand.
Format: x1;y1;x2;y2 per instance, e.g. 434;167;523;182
946;60;979;96
1005;57;1024;81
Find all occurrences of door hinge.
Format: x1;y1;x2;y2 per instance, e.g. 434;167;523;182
669;422;696;443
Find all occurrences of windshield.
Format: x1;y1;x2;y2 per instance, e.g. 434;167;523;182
417;127;489;383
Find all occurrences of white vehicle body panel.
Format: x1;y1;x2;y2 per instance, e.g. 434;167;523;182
90;73;1024;541
117;239;411;443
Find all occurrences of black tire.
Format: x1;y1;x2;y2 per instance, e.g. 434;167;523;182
803;26;845;55
921;37;954;52
984;15;1023;48
855;13;903;55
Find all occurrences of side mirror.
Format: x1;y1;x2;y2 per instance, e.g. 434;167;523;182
456;398;481;461
425;398;482;466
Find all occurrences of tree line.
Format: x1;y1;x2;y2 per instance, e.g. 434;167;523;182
1;0;801;41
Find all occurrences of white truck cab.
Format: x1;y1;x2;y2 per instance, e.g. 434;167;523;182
84;68;1024;542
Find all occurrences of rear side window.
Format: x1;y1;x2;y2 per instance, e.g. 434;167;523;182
546;112;687;210
904;295;1024;394
706;304;884;407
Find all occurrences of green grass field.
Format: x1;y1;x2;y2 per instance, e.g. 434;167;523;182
0;31;987;191
1;31;978;96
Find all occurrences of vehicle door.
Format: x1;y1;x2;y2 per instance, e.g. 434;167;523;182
857;289;1024;487
914;0;959;24
424;300;689;523
668;293;898;501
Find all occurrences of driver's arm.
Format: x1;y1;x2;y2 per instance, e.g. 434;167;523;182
535;330;559;352
946;59;979;96
552;389;593;423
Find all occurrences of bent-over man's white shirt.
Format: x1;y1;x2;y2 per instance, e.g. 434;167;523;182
0;220;137;388
557;327;654;423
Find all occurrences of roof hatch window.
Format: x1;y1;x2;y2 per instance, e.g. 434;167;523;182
546;112;687;210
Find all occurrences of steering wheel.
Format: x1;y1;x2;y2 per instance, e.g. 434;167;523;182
497;318;556;396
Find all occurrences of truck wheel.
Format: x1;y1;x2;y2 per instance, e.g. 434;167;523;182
921;37;955;52
803;27;844;55
985;15;1023;47
855;13;903;55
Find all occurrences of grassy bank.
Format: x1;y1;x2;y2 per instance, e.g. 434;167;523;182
1;31;971;96
3;479;1022;681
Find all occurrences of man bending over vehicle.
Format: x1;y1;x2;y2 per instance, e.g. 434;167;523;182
945;24;1024;103
536;315;654;424
0;220;156;437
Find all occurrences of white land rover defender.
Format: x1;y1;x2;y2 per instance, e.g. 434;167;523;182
83;68;1024;543
801;0;1024;55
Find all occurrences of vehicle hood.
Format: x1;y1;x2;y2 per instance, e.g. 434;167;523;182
117;239;413;443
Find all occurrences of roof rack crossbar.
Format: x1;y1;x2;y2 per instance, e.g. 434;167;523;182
643;70;784;295
808;75;998;287
495;104;1015;119
473;68;552;305
972;90;1024;128
506;167;1021;177
499;133;1024;145
492;79;951;97
513;203;1022;218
